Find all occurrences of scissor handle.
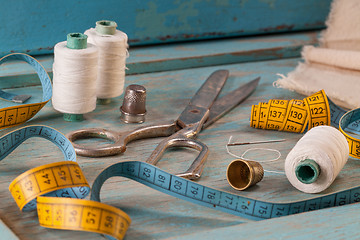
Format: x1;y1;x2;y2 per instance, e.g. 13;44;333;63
66;122;178;157
146;127;209;180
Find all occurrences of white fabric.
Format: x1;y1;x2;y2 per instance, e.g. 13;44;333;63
274;0;360;110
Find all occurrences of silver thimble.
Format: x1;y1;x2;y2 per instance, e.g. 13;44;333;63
120;84;147;123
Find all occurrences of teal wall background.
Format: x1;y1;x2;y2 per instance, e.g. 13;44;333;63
0;0;332;57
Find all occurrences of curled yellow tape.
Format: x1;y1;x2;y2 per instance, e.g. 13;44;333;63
9;161;89;211
250;89;360;160
251;90;330;133
37;196;130;240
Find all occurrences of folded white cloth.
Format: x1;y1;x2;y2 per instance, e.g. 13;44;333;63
274;0;360;110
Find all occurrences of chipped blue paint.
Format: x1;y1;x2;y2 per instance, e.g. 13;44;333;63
0;0;331;57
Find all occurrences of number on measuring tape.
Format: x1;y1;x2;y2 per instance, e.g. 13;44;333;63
251;90;360;160
0;54;52;129
1;125;132;240
251;90;331;133
90;160;360;225
37;196;131;240
4;124;360;239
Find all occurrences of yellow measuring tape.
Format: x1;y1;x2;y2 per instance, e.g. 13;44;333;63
2;55;360;239
250;89;360;159
0;53;52;129
37;197;130;239
3;125;130;240
9;161;89;211
1;54;130;239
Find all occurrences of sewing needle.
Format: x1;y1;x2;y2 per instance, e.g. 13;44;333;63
227;138;286;146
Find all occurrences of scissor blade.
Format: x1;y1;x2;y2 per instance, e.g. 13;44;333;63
189;69;229;109
203;77;260;128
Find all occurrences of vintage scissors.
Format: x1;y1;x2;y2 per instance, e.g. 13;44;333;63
66;70;259;180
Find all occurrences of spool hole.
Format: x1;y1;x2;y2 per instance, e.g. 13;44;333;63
69;33;84;39
95;20;117;35
99;20;112;26
297;166;315;183
295;159;320;184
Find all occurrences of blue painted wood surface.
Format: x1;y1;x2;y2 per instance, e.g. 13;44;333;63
171;202;360;239
0;0;331;57
0;31;318;89
0;219;19;240
1;48;359;239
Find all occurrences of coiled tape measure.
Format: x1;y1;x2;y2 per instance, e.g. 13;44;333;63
0;54;130;240
3;126;130;240
4;126;360;240
1;54;360;239
251;89;360;159
0;53;52;129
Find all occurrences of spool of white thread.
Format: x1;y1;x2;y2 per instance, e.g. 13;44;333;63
84;20;129;104
52;33;98;121
285;125;349;193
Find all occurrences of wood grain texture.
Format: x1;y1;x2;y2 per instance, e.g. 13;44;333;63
0;0;331;57
0;31;318;89
170;202;360;240
0;57;359;239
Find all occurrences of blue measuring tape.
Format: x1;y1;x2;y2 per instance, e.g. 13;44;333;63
1;117;360;239
89;96;360;223
1;54;359;238
0;53;52;129
91;160;360;221
3;123;360;239
2;125;90;211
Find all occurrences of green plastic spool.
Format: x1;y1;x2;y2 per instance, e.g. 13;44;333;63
64;33;88;122
95;20;118;105
95;20;117;35
97;98;112;105
66;33;87;49
63;113;84;122
295;159;320;184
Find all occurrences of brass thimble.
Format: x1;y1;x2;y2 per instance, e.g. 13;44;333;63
226;159;264;190
120;84;147;123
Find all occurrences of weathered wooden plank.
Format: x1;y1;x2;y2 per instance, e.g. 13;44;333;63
0;219;19;240
0;0;331;57
0;57;358;239
0;31;318;89
170;202;360;240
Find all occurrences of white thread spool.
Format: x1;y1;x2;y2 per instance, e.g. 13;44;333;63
84;20;129;104
52;33;98;121
285;126;349;193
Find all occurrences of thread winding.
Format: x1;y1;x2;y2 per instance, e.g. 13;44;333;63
52;41;98;114
84;28;129;99
285;125;349;193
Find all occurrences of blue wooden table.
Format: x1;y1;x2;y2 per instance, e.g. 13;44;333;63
1;31;359;239
1;1;359;239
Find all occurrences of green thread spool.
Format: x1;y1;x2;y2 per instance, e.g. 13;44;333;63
295;159;320;184
63;33;88;122
95;20;117;105
95;20;117;35
66;33;87;50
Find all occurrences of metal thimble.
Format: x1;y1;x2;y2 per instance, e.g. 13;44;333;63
226;159;264;190
120;84;147;123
